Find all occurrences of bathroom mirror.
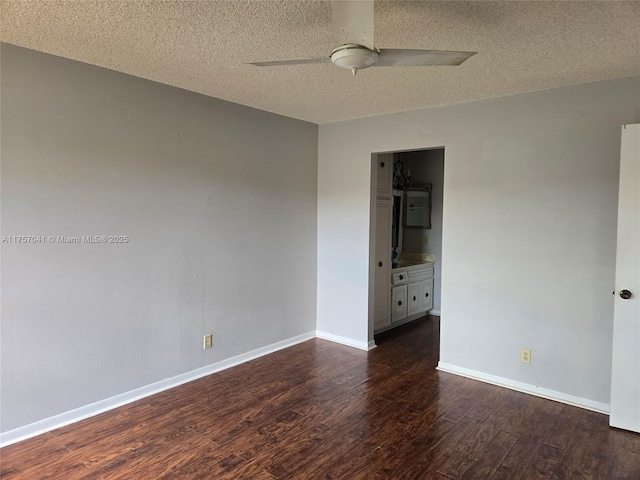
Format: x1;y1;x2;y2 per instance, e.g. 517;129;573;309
404;185;432;229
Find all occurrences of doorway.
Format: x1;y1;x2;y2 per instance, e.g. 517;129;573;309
369;147;445;343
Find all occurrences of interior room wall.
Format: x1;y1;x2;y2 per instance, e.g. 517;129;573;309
0;44;318;435
398;149;444;313
318;76;640;409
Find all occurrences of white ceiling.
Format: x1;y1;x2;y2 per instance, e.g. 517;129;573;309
1;1;638;124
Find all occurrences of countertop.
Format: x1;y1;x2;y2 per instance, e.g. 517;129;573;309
392;252;436;269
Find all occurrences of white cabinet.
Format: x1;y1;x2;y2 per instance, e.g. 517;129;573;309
374;153;393;332
374;198;392;330
392;285;407;322
387;263;434;328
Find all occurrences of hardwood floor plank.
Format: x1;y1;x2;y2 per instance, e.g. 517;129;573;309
610;427;640;479
436;418;503;478
258;423;335;478
318;391;392;431
573;456;614;480
543;404;600;450
411;416;483;470
93;431;232;479
321;443;395;480
213;408;313;462
464;382;510;421
548;431;596;479
284;433;364;479
346;400;427;450
439;379;489;423
0;433;89;480
526;443;564;478
459;429;519;479
491;409;560;479
373;416;477;478
485;391;540;436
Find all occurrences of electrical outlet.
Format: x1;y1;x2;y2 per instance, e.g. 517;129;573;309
203;334;212;349
521;348;531;364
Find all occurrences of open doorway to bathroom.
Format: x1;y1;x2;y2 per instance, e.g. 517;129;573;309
370;147;444;340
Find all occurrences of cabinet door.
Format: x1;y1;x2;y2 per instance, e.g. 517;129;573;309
374;198;392;330
376;153;392;198
391;285;407;322
421;279;434;312
407;282;421;316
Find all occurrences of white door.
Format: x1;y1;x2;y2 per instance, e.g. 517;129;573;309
421;279;434;312
407;282;421;317
392;285;407;322
374;198;392;330
610;124;640;432
376;154;393;197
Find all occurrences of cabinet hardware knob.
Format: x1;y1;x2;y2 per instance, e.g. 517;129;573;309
380;161;385;168
620;289;632;300
398;301;402;306
413;296;416;301
425;292;429;297
399;275;404;280
378;261;383;267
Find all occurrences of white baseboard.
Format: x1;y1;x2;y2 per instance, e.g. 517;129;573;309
429;309;441;316
367;340;377;351
0;331;316;447
437;362;610;415
315;330;370;351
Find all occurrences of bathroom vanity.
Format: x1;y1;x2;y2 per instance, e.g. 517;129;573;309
374;250;435;334
391;261;434;325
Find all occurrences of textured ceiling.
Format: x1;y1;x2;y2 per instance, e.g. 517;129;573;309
1;1;639;124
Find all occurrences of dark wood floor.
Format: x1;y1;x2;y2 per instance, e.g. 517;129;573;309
2;316;640;479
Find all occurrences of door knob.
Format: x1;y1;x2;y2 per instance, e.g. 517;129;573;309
378;261;383;267
413;296;416;301
620;290;632;300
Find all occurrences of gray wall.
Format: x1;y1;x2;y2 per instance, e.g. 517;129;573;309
318;76;640;407
400;149;444;313
0;44;318;433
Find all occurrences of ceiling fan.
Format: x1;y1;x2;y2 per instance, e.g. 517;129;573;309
249;0;476;75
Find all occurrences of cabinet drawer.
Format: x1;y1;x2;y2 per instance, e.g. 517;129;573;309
408;265;434;281
392;270;409;284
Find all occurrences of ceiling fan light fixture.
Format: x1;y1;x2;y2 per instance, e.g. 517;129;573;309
330;44;379;72
250;2;477;73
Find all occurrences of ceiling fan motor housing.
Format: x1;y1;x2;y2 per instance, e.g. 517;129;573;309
330;44;379;71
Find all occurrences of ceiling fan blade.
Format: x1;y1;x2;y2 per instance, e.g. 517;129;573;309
249;57;330;67
375;49;477;67
332;0;374;50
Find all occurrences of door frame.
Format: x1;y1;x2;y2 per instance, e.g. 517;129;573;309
368;146;446;345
